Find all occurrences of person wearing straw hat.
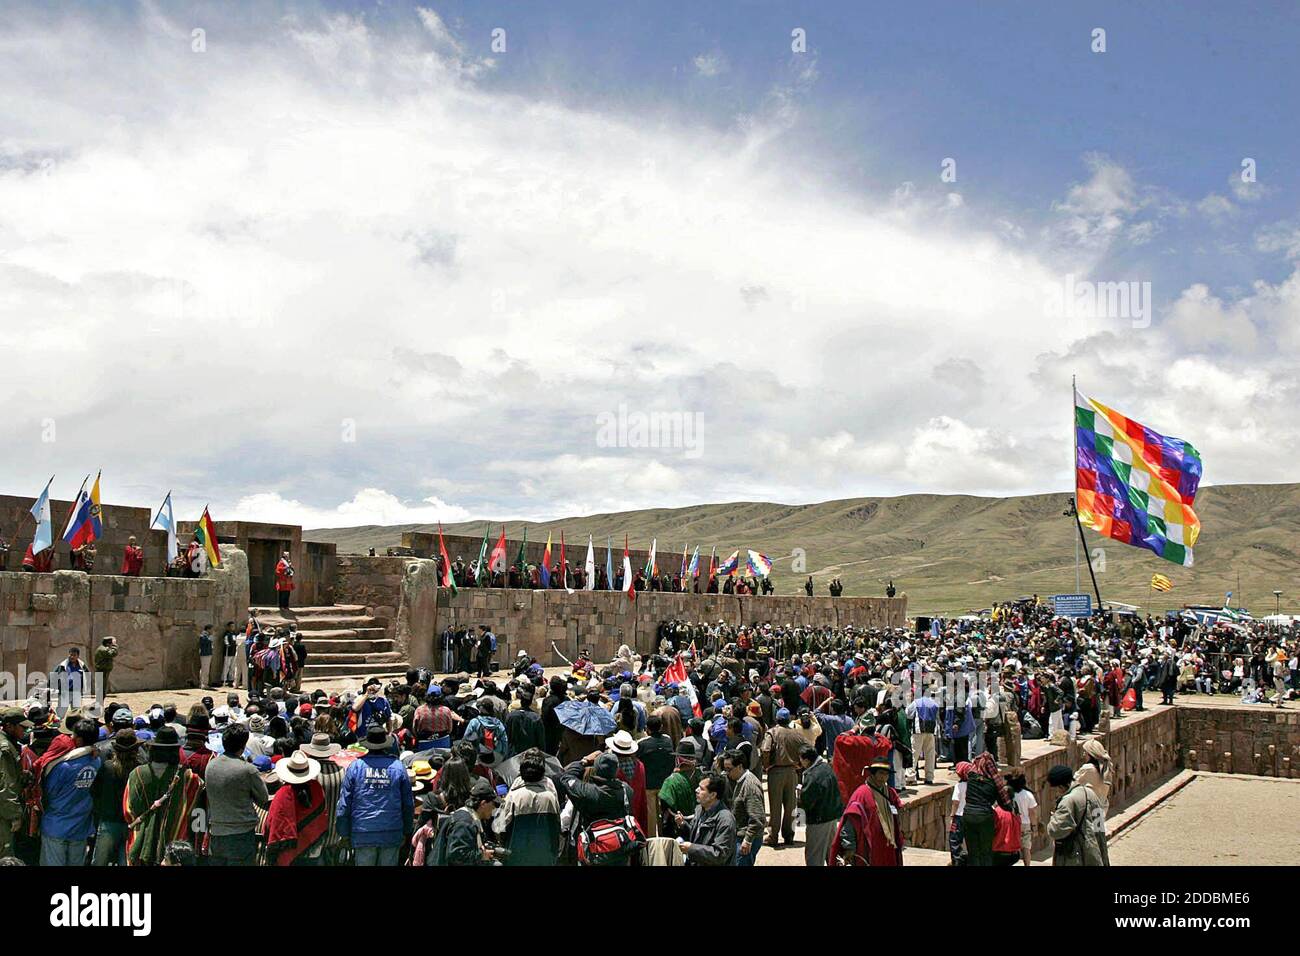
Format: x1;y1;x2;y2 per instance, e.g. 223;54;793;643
265;751;327;866
335;724;414;866
299;733;345;862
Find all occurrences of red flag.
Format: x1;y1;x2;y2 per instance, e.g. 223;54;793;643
559;530;567;588
662;653;701;717
622;534;635;603
437;523;456;591
488;525;508;573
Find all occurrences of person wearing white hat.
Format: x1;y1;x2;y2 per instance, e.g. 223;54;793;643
265;751;328;865
606;729;649;834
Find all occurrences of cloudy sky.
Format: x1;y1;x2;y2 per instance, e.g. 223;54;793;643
2;1;1297;528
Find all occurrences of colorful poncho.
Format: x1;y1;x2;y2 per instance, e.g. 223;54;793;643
123;762;203;866
265;781;329;866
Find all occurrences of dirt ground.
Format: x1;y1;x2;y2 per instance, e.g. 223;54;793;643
1108;774;1300;866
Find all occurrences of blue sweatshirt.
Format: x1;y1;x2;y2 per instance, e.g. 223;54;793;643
41;750;101;840
336;752;414;847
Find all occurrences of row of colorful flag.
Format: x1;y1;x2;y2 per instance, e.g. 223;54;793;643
432;523;773;602
24;475;221;568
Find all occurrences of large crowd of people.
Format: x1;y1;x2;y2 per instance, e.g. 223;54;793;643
0;598;1294;868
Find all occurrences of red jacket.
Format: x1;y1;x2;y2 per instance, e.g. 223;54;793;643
121;545;145;576
830;732;892;804
22;544;53;573
275;558;295;592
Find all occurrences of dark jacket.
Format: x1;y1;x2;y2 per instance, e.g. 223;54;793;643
504;708;546;756
636;733;676;790
684;801;737;865
559;759;634;832
433;806;487;865
541;693;567;755
798;757;844;826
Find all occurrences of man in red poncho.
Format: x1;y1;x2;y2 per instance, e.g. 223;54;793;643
275;551;295;610
830;756;904;866
120;535;145;576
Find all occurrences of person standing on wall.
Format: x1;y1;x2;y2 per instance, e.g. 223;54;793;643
275;550;295;611
120;535;145;576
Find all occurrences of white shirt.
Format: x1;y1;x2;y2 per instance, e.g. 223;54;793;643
952;781;967;816
1014;788;1038;828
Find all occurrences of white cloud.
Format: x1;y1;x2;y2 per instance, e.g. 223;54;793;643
232;489;471;528
0;6;1293;527
693;53;728;77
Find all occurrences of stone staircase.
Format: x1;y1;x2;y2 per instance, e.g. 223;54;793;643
250;605;406;683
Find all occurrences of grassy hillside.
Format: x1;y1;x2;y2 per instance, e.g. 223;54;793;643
304;484;1300;616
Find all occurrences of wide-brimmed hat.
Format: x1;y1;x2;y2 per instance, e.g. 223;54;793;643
300;733;341;759
274;751;321;785
0;706;32;729
408;759;435;794
111;728;141;752
58;709;89;734
607;730;637;756
361;725;394;751
147;727;183;749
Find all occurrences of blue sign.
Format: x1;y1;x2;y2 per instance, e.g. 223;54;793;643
1052;593;1092;618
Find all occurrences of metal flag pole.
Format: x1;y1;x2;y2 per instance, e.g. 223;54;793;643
1072;375;1080;594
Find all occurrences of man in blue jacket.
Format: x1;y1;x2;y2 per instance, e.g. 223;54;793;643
40;718;101;866
336;724;414;865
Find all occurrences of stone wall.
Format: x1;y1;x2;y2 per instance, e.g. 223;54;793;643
402;531;666;581
0;493;171;576
1177;705;1300;778
329;555;905;672
900;706;1181;853
435;588;907;666
0;545;250;694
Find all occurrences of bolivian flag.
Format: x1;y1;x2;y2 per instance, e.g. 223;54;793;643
196;506;223;568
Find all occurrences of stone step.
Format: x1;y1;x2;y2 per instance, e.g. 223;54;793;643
308;651;405;665
299;635;394;654
250;604;368;617
289;616;382;631
300;662;408;679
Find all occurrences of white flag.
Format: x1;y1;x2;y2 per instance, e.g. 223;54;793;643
584;535;596;590
29;478;54;555
151;491;177;562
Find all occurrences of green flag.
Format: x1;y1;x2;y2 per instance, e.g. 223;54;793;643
514;526;528;572
475;523;490;585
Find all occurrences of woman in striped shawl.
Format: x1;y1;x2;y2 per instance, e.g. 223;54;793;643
123;728;204;866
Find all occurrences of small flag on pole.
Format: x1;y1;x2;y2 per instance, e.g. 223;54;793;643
746;550;773;578
195;506;223;568
541;532;553;588
63;471;103;550
584;535;596;591
29;477;54;555
151;492;177;562
437;523;457;593
622;535;635;603
1150;573;1173;593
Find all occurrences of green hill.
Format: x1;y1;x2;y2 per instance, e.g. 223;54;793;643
304;483;1300;616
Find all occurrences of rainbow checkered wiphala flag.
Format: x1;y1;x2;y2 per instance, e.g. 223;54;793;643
1075;390;1202;567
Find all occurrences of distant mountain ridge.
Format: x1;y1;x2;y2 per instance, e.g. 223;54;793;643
304;484;1300;615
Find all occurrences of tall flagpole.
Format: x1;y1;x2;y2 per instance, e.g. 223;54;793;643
1073;374;1080;594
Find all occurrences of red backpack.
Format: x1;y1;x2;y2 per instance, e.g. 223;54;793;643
575;785;646;866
